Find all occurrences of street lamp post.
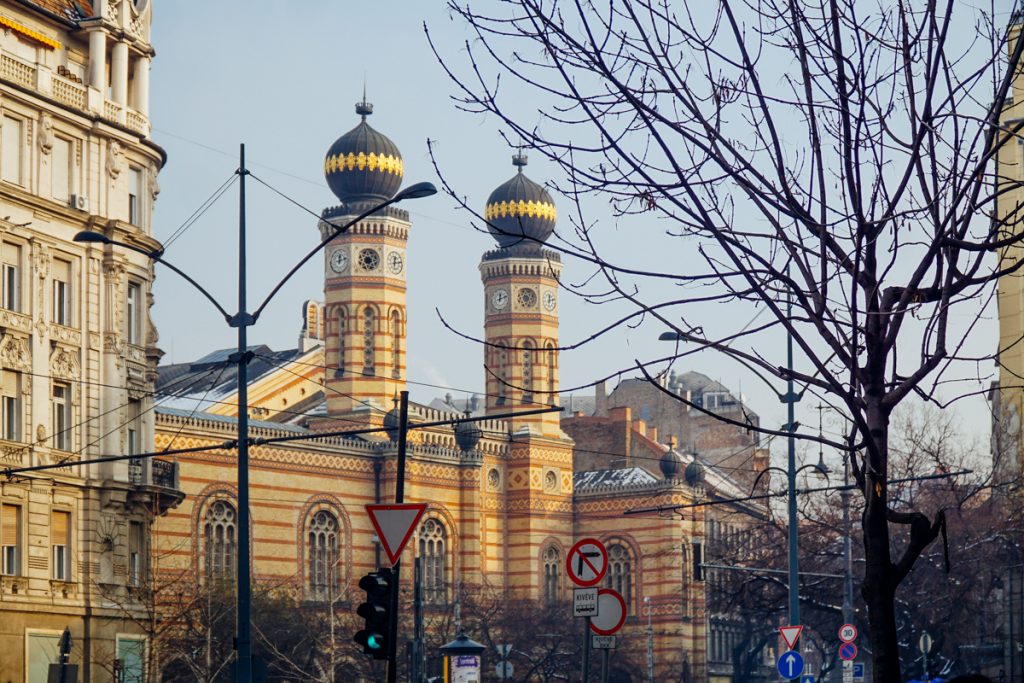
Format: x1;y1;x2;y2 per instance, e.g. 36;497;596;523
75;145;436;682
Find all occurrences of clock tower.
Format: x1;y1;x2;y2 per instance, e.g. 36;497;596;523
480;152;562;437
320;98;410;419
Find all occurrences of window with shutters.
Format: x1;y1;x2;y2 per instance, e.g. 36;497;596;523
2;116;23;185
1;503;20;575
128;520;144;587
52;137;71;202
1;241;20;312
1;370;21;442
51;258;71;326
418;518;448;605
51;510;70;581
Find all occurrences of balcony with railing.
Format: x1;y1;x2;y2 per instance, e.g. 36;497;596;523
129;457;184;512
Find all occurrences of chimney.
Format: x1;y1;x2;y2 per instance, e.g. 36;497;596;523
595;379;607;416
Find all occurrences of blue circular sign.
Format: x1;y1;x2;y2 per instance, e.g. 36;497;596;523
777;650;805;680
839;641;858;661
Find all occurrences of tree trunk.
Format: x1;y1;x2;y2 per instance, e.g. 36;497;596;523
861;398;900;683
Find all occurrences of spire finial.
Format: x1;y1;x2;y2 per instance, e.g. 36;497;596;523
356;80;373;120
512;145;528;173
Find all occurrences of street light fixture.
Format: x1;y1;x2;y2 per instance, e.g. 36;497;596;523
75;147;435;682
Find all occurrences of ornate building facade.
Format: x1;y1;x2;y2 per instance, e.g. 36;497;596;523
151;101;768;681
0;1;180;681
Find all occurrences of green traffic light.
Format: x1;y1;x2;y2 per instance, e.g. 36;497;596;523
367;634;383;650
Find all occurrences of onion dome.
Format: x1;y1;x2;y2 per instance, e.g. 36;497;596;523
484;152;557;248
684;460;705;488
660;448;684;479
324;98;404;204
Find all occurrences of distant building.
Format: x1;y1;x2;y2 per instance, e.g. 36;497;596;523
0;1;181;681
151;99;769;680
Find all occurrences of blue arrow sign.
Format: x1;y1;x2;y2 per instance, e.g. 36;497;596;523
800;675;816;683
777;650;805;680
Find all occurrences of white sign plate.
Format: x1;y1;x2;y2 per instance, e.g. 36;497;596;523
839;623;857;642
495;643;512;658
573;587;599;617
589;589;627;635
842;660;854;683
592;635;617;649
495;661;514;679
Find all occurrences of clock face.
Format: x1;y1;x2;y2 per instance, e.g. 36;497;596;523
329;249;348;274
516;287;537;309
543;291;557;312
387;251;404;274
491;289;509;311
357;248;380;271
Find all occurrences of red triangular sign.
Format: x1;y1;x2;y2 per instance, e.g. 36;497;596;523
779;625;803;651
366;503;427;565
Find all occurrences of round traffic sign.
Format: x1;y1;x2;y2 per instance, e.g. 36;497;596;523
589;588;627;635
839;641;858;661
777;650;805;680
839;623;858;642
566;538;608;587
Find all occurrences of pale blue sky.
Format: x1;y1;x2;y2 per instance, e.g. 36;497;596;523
148;2;996;467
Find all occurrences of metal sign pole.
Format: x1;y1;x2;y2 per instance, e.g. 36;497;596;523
600;648;610;683
582;617;592;681
386;392;410;683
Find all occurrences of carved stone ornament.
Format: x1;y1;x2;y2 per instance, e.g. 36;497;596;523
38;113;53;155
33;243;50;279
106;140;124;179
0;334;30;371
148;162;160;200
49;346;80;380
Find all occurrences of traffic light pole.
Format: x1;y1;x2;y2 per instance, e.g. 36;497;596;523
387;391;411;683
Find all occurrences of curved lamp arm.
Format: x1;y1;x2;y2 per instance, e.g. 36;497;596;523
251;181;436;320
749;463;829;496
73;231;232;321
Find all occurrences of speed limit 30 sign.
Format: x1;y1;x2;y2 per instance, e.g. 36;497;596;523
839;624;858;643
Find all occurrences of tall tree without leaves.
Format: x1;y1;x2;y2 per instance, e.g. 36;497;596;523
429;2;1024;680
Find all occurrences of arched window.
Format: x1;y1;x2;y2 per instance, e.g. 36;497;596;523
308;510;340;601
363;307;375;376
390;310;401;379
522;340;534;404
419;518;448;605
497;343;508;405
337;309;347;372
203;500;236;580
542;545;561;605
546;342;557;401
605;543;632;609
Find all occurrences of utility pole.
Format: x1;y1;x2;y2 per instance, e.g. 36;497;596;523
412;556;424;683
784;295;801;626
386;391;411;683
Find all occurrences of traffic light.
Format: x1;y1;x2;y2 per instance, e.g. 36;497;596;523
354;567;394;659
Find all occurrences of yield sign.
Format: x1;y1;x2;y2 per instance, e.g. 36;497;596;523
779;625;803;651
366;503;426;565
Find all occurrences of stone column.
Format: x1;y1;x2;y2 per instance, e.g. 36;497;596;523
87;28;106;92
110;41;128;106
133;55;150;115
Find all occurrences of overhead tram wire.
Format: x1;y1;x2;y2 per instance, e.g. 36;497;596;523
162;172;239;250
250;351;771;477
